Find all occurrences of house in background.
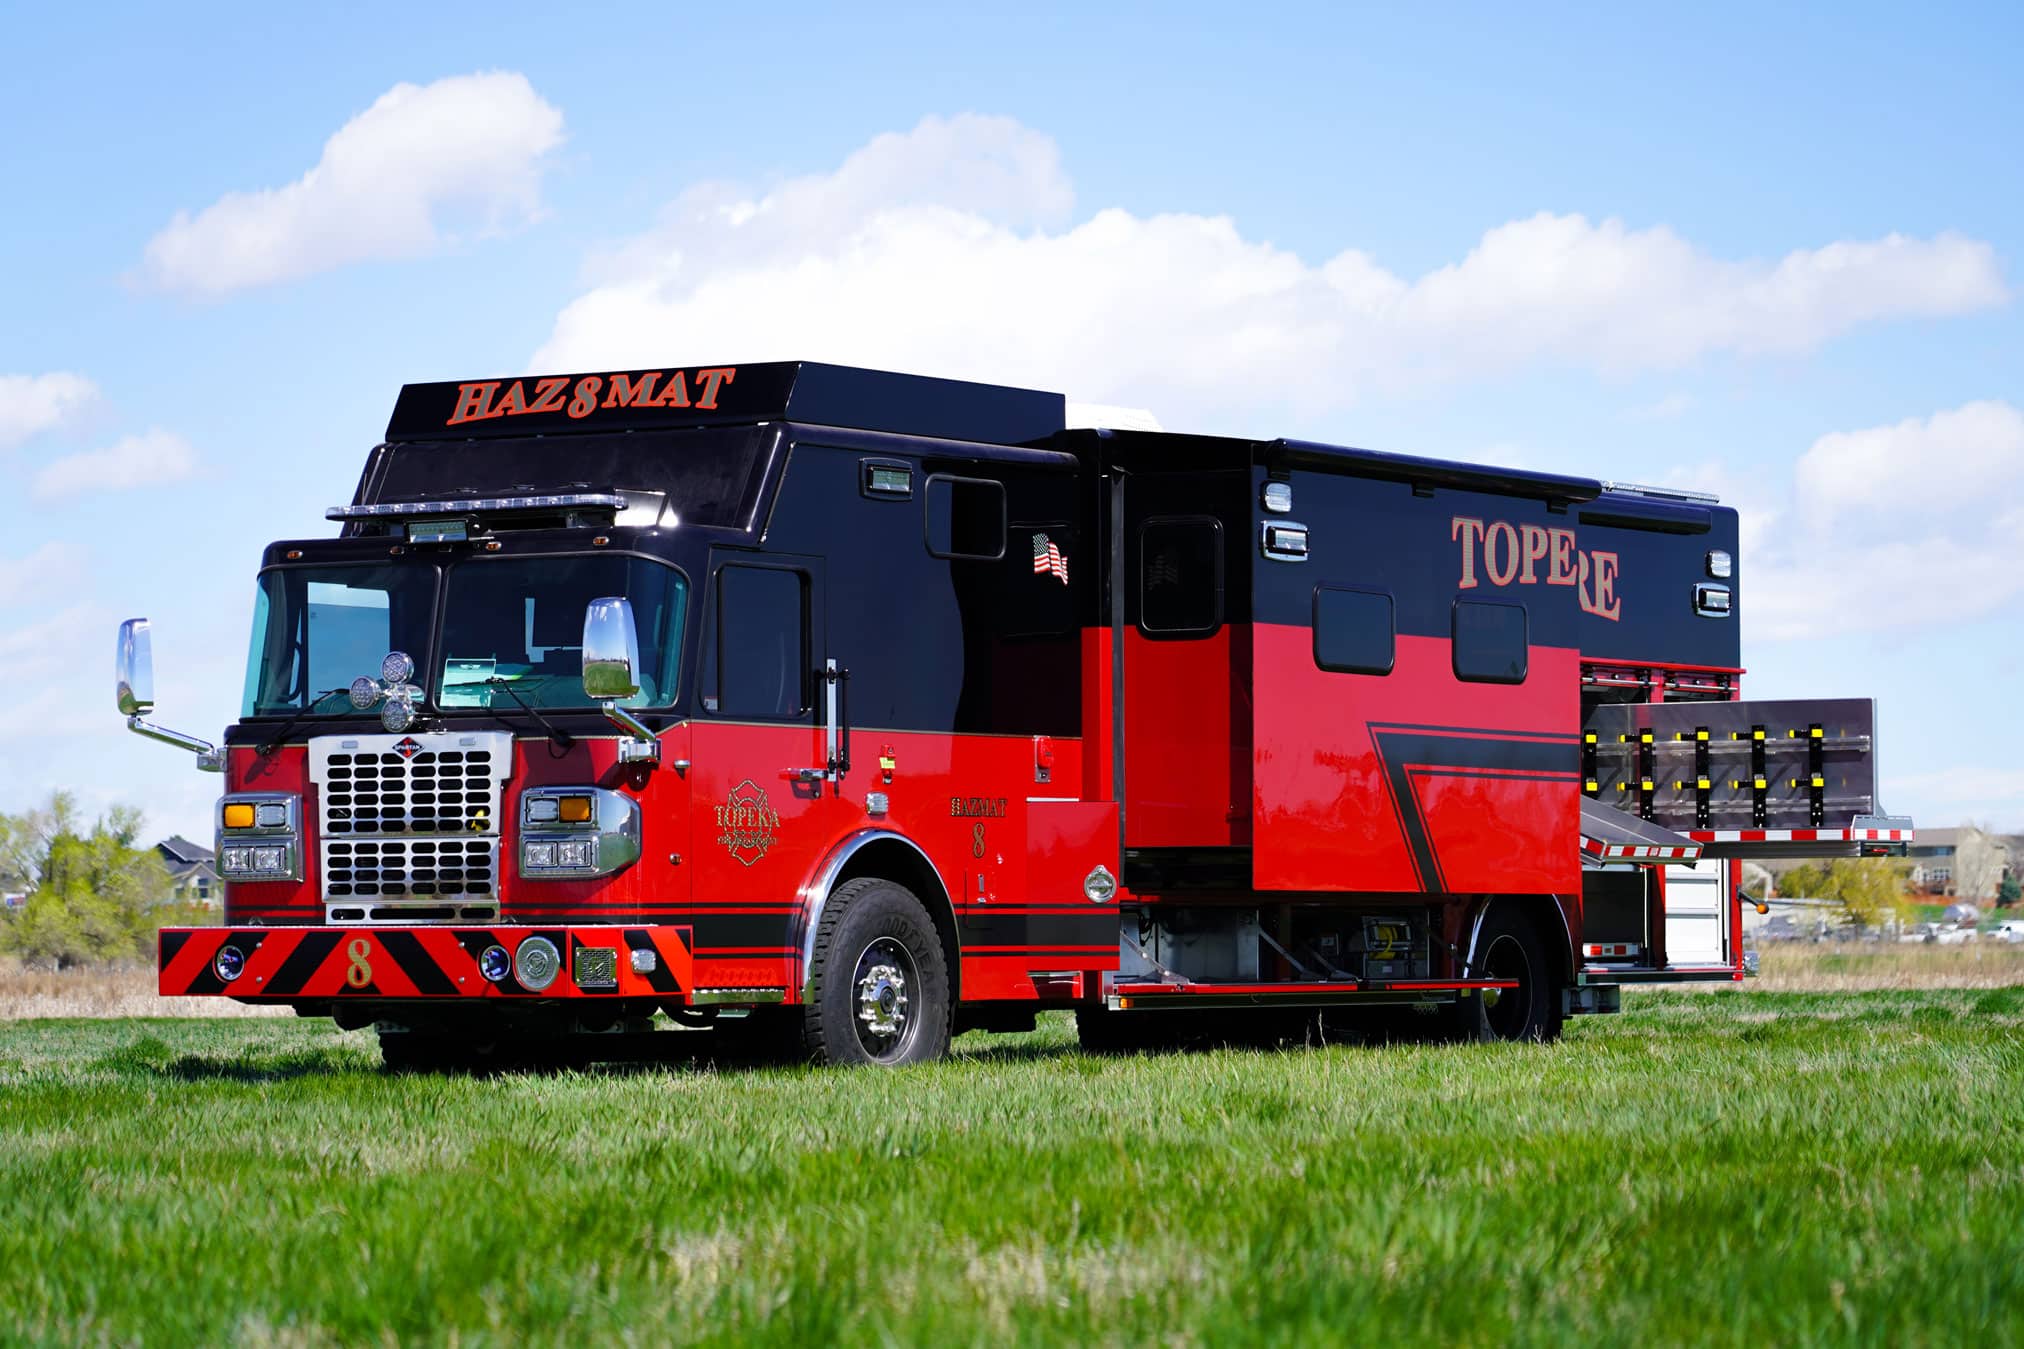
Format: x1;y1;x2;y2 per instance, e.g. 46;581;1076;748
1907;826;2012;902
155;836;220;909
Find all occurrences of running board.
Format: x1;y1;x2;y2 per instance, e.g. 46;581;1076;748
1578;964;1741;983
1106;978;1517;1011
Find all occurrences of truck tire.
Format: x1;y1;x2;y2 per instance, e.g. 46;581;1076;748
1451;905;1564;1043
802;877;952;1067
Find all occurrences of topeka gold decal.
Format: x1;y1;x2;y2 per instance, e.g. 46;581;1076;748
716;779;780;867
446;366;738;427
1451;516;1622;622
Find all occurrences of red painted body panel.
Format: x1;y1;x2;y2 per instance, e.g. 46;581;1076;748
1120;626;1252;848
1251;627;1581;894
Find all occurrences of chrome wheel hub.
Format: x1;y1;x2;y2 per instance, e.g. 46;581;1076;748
849;934;921;1061
857;962;910;1039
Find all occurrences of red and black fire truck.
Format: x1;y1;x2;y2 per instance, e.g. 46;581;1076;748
128;361;1909;1066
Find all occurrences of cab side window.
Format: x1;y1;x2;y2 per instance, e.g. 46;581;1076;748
716;564;809;717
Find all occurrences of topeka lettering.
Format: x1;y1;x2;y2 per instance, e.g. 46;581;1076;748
446;366;738;427
1451;515;1621;622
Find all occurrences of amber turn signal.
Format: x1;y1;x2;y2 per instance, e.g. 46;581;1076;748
222;803;256;829
557;795;593;824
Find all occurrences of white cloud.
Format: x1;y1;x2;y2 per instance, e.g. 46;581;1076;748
0;372;97;449
534;115;2007;429
140;71;564;295
33;429;197;500
1794;400;2024;527
1744;400;2024;639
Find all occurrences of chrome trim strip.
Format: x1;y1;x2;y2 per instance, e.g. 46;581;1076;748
796;828;950;1001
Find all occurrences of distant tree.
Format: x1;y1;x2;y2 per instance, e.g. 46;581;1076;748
1953;823;2006;904
0;792;174;968
1999;876;2022;910
1776;857;1909;931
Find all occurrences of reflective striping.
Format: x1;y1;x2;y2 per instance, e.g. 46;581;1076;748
1684;828;1914;844
159;924;696;1000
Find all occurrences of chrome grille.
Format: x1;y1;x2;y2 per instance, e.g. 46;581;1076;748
310;732;511;911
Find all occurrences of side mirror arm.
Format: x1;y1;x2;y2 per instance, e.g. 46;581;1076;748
602;703;660;767
125;715;225;772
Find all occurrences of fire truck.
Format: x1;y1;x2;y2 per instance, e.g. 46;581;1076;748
129;361;1910;1067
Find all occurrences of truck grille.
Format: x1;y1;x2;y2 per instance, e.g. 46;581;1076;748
309;732;512;916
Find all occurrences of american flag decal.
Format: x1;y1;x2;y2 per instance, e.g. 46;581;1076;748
1032;533;1068;584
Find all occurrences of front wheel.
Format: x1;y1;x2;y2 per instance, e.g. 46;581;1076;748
1451;905;1564;1042
803;878;952;1067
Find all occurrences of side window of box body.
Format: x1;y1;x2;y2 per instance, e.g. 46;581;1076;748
1137;516;1225;639
1453;599;1528;684
1313;586;1396;675
925;474;1008;560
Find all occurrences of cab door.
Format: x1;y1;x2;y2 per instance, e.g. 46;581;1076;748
686;551;837;986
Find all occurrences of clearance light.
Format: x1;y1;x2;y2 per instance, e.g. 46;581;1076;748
222;803;255;829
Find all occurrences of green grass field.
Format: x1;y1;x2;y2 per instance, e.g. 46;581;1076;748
3;987;2022;1346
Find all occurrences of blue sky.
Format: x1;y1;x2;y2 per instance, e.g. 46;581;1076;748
2;1;2019;842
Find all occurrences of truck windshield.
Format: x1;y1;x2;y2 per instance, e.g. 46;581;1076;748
435;555;688;709
242;564;440;716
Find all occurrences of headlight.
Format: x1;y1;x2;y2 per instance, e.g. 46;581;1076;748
517;787;640;880
220;842;294;879
215;795;301;881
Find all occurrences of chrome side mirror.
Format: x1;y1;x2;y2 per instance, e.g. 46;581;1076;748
582;597;657;767
115;618;222;771
582;597;642;700
116;618;155;716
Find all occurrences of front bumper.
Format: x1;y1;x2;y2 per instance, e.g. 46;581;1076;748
159;925;694;1001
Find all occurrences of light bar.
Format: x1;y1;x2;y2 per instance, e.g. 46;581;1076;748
326;492;628;520
1598;480;1721;505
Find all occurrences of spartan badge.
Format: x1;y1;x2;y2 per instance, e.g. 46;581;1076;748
715;779;781;866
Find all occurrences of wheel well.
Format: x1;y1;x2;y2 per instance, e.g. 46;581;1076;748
1472;895;1574;991
834;838;961;1000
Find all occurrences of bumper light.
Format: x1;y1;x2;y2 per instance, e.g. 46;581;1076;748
479;945;512;983
213;946;245;982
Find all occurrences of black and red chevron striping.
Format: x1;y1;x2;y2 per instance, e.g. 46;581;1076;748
158;925;693;1000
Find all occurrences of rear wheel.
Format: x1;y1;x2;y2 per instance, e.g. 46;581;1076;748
803;878;952;1067
1451;905;1564;1042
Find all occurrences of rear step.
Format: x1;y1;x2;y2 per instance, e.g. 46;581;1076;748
1584;696;1911;858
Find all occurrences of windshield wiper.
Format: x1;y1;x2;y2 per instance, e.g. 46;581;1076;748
482;677;577;754
256;688;353;756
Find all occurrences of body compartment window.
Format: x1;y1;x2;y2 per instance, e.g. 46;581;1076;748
1313;586;1395;675
716;565;809;717
925;475;1007;560
1138;517;1224;637
1453;599;1528;683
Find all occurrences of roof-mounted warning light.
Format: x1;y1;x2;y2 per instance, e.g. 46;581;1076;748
325;492;630;520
